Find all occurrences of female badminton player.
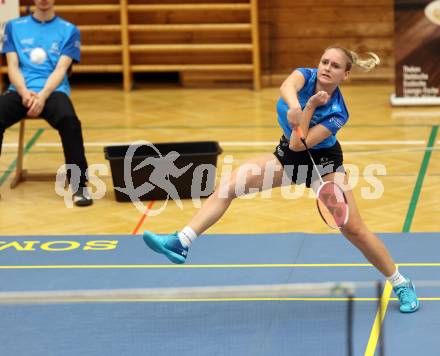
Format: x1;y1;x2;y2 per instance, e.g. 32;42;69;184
143;46;419;313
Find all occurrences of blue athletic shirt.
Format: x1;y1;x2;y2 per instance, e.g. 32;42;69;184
277;68;349;149
1;15;80;96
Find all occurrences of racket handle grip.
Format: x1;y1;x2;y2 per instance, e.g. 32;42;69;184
295;126;304;139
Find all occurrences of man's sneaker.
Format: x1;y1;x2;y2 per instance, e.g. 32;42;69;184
142;231;188;264
72;186;93;207
393;279;420;313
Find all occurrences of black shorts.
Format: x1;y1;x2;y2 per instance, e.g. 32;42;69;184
273;135;344;188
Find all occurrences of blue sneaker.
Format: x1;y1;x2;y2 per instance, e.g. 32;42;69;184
393;279;419;313
142;231;188;264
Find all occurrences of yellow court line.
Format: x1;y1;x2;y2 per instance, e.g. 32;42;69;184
397;263;440;266
1;297;439;303
391;297;439;300
43;298;440;303
24;297;376;303
0;263;372;269
365;281;393;356
3;297;439;303
1;262;440;269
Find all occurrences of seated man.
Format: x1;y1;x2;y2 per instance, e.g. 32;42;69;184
0;0;92;206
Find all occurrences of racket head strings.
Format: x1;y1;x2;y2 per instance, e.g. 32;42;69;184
316;181;349;229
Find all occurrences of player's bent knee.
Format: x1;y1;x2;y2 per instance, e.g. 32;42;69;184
341;223;368;242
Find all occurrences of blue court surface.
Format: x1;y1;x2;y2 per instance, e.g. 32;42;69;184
0;232;439;356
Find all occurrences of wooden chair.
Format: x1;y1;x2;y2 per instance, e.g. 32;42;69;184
10;117;54;188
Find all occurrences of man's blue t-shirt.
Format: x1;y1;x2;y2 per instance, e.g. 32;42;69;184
1;15;80;96
277;68;349;149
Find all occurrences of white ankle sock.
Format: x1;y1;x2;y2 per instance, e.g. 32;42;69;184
178;226;198;248
387;269;406;287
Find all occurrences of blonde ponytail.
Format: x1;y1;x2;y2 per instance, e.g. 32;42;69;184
326;46;380;71
349;51;380;71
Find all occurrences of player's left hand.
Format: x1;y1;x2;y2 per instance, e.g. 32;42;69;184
308;91;330;109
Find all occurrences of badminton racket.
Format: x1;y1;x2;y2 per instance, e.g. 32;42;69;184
295;127;349;229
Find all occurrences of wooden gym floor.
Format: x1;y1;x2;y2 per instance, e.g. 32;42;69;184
0;84;439;236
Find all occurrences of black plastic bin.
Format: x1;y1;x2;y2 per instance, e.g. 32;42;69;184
104;141;223;202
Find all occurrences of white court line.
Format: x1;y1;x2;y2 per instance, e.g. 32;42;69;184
344;146;440;156
392;111;440;118
1;140;428;148
219;141;426;146
330;140;424;145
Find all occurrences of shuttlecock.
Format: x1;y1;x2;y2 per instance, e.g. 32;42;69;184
30;47;47;64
